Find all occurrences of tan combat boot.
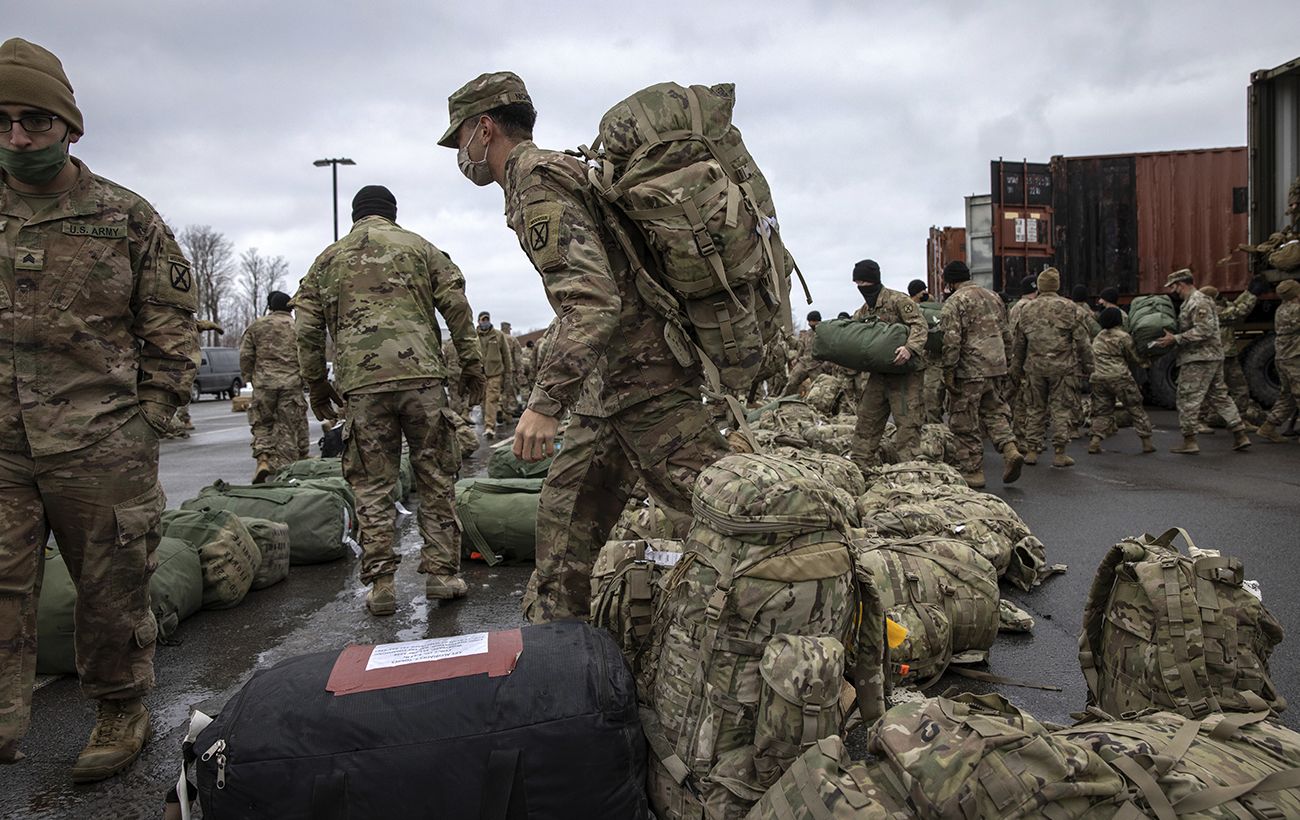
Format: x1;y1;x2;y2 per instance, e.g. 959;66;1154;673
1052;446;1074;467
1001;442;1024;484
426;574;469;601
1087;436;1102;454
1140;436;1156;454
252;456;272;484
961;469;986;489
1257;423;1288;443
1022;449;1038;466
71;698;151;783
1170;435;1199;454
366;574;397;616
1232;429;1252;451
1197;423;1216;435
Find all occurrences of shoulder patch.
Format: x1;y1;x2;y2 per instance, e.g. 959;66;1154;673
522;201;566;272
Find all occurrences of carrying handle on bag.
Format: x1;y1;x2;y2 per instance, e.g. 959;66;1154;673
1149;527;1199;554
480;748;528;820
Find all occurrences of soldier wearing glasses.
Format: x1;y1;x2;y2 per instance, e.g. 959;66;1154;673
0;39;197;781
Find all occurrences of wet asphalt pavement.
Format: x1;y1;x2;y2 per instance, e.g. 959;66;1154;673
3;400;1299;818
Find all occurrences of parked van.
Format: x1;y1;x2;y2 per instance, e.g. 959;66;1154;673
193;347;244;401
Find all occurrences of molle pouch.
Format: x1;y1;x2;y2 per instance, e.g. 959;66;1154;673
754;635;846;789
684;284;765;392
886;604;953;687
427;407;463;475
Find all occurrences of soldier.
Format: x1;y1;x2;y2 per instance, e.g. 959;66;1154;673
476;310;512;439
501;320;526;417
1007;274;1038;458
1197;284;1264;431
295;185;485;613
240;290;308;482
785;310;826;394
1097;287;1128;329
522;339;537;387
438;71;730;621
909;278;944;423
1010;268;1093;467
0;39;197;778
748;326;792;403
938;261;1024;488
1087;307;1154;454
848;260;927;470
1150;268;1251;454
1258;279;1300;443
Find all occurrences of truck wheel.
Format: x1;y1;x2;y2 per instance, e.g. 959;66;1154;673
1241;335;1279;409
1145;351;1178;409
191;382;202;403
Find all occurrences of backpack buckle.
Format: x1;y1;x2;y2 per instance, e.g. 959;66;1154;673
692;225;718;257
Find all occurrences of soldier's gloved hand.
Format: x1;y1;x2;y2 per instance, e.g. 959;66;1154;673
308;380;343;422
1247;276;1271;296
139;400;176;435
460;364;487;408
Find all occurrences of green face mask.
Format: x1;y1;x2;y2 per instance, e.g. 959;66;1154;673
0;139;69;185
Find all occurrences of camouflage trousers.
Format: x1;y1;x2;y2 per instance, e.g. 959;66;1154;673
0;413;162;746
923;362;945;424
1090;377;1153;439
786;359;826;396
481;375;504;433
342;384;460;584
248;385;309;472
1265;357;1300;428
851;370;923;469
1022;372;1079;452
1201;356;1260;424
947;377;1014;474
1176;360;1243;436
522;388;729;624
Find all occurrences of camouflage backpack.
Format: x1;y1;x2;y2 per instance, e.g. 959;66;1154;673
1056;707;1300;818
803;373;851;417
744;736;912;820
850;534;999;686
1079;527;1285;719
748;396;821;439
771;447;867;496
865;693;1126;818
583;82;803;394
877;422;956;466
867;460;967;491
645;454;862;820
589;537;685;674
607;494;676;543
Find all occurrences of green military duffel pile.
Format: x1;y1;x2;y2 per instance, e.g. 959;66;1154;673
182;478;358;565
918;300;943;356
812;317;924;375
486;438;557;479
1128;293;1178;353
275;455;414;505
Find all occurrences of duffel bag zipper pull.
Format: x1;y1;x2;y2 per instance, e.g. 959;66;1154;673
201;739;228;789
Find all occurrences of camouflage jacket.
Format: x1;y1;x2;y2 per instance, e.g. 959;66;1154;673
1276;300;1300;361
1074;301;1101;338
441;337;462;379
1011;293;1094;377
294;216;481;395
503;140;690;417
478;326;512;378
1215;291;1257;355
1091;327;1142;383
533;317;607;417
239;310;301;390
504;332;525;382
851;287;928;356
0;159;197;456
939;281;1011;379
1172;288;1224;365
1007;294;1034;336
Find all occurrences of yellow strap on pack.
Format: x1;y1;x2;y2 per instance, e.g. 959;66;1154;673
887;617;908;649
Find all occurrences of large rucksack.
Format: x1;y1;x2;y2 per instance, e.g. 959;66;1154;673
162;508;262;610
812;317;925;375
1079;527;1285;719
455;477;542;565
584;82;802;394
589;537;685;674
181;480;357;565
645;454;860;820
192;622;649;820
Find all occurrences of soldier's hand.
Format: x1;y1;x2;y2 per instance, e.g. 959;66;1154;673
460;365;487;408
1152;330;1176;349
892;346;912;366
514;409;560;463
308;380;343;422
139;400;176;435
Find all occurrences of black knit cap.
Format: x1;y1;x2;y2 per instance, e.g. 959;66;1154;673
267;290;291;312
1099;286;1119;304
907;279;927;297
1098;306;1123;329
1071;284;1089;302
1021;275;1037;294
942;260;970;283
352;185;397;223
807;310;822;322
852;259;881;283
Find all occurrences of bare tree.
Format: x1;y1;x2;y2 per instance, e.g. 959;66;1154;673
177;225;234;346
235;248;289;338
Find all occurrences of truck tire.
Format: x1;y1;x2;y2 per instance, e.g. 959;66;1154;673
1145;351;1178;409
1241;334;1279;409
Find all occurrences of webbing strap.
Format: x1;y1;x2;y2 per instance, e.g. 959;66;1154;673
790;756;836;820
479;748;527;820
1111;755;1178;820
1173;766;1300;814
1208;705;1273;741
625;94;662;150
685;86;705;136
310;772;349;820
1161;561;1213;712
1148;716;1200;777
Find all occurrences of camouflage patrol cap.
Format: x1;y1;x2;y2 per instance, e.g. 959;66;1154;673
1164;268;1194;287
1199;286;1220;300
438;71;531;148
1277;279;1300;300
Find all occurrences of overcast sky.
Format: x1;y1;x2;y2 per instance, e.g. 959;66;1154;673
10;2;1298;332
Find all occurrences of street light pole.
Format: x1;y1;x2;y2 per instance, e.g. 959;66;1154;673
312;157;356;241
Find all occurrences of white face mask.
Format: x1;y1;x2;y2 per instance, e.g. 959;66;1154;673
457;126;494;187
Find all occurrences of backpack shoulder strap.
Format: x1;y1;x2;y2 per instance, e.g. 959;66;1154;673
1078;540;1143;700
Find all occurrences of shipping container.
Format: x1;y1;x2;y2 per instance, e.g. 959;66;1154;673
964;194;994;290
926;225;966;296
1248;55;1300;260
991;160;1055;296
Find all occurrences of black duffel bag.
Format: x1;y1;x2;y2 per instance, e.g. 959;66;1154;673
194;621;648;819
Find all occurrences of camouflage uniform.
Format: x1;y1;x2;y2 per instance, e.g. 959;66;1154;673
499;138;730;623
0;158;196;748
1089;327;1153;440
501;323;526;415
295;215;482;584
1201;291;1259;425
1263;296;1300;431
1011;293;1094;454
939;281;1017;476
849;290;928;469
1071;300;1100;432
477;323;512;431
441;336;464;414
1171;288;1244;436
785;327;827;394
1007;294;1036;450
239;310;307;471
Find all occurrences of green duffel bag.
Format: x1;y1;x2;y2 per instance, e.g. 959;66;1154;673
276;456;411;504
812;317;924;374
150;536;204;637
162;508;261;610
241;518;291;590
919;300;944;356
454;478;542;566
487;439;556;479
182;480;357;566
1128;294;1177;354
35;547;77;675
